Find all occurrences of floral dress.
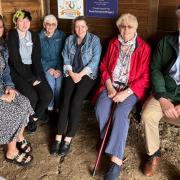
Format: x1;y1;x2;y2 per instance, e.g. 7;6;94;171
0;41;34;144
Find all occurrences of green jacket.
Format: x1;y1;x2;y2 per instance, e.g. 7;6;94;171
151;31;180;103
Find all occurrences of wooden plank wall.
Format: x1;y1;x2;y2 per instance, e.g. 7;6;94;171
0;0;46;30
50;0;180;47
158;0;180;34
0;0;179;46
50;0;157;48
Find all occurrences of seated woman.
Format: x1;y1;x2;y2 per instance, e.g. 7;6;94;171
95;13;151;180
39;14;65;113
51;16;102;156
7;10;52;132
0;15;33;166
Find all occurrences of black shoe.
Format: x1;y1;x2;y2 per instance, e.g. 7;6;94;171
39;111;49;124
58;141;71;156
50;141;61;155
26;117;37;133
104;162;121;180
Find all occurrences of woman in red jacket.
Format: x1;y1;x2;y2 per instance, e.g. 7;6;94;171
95;13;151;180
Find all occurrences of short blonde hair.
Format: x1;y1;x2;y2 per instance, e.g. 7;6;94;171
176;6;180;18
116;13;138;29
43;14;57;27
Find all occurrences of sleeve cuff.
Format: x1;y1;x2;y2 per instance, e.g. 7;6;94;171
5;85;15;89
155;92;167;100
0;91;3;97
64;65;72;76
83;67;92;76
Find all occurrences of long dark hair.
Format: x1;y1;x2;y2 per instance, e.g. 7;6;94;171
0;15;6;40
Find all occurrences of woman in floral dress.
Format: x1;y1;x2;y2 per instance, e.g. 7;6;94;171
0;15;34;166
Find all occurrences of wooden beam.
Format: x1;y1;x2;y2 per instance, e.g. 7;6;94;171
0;0;2;16
40;0;44;17
147;0;159;38
46;0;50;14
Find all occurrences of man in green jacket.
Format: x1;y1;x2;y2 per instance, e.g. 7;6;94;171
141;6;180;177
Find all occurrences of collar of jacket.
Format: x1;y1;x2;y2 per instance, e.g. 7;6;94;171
72;32;91;46
112;35;141;53
10;29;34;48
41;29;60;39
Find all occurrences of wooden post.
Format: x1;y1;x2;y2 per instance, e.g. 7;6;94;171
147;0;159;38
41;0;50;17
41;0;45;17
0;0;2;16
46;0;51;14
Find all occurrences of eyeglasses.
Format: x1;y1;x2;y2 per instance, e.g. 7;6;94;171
120;25;134;29
45;23;56;27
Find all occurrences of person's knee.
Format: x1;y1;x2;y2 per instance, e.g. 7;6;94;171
141;109;157;125
18;94;29;102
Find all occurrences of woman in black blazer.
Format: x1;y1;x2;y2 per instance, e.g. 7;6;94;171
8;10;52;132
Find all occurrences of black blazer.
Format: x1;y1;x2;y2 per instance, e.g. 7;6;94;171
7;29;44;84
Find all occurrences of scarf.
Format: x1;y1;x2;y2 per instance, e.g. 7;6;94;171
112;33;137;89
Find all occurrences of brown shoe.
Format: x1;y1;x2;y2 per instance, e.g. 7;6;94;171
143;156;161;177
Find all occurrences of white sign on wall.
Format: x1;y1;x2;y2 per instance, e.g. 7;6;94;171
57;0;84;19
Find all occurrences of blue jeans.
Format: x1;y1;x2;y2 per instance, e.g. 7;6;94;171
45;72;63;110
95;90;138;159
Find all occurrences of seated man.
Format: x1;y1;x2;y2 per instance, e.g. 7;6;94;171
141;6;180;177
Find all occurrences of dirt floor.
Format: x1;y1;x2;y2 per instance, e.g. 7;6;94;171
0;104;179;180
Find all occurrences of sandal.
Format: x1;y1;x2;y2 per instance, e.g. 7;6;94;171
16;139;32;153
5;152;33;166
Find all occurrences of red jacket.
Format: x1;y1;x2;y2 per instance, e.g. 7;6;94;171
95;36;151;102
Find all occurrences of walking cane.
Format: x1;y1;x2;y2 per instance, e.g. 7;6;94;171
92;85;121;177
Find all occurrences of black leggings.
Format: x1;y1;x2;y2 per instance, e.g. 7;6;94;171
57;76;96;137
12;75;52;119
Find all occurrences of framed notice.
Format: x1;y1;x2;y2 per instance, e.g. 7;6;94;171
86;0;118;18
57;0;84;19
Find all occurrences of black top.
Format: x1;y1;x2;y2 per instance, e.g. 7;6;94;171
7;29;45;84
72;40;84;73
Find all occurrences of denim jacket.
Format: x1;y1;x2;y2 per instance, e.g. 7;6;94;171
63;32;102;79
39;29;66;72
0;42;14;97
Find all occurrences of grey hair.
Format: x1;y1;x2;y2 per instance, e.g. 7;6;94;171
43;14;57;27
116;13;138;29
176;6;180;18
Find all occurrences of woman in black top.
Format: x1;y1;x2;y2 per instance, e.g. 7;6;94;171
8;10;52;132
50;16;101;156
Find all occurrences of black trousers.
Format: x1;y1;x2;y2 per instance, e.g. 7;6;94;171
57;76;96;137
12;74;52;119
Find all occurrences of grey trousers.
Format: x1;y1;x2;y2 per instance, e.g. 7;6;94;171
95;90;138;159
